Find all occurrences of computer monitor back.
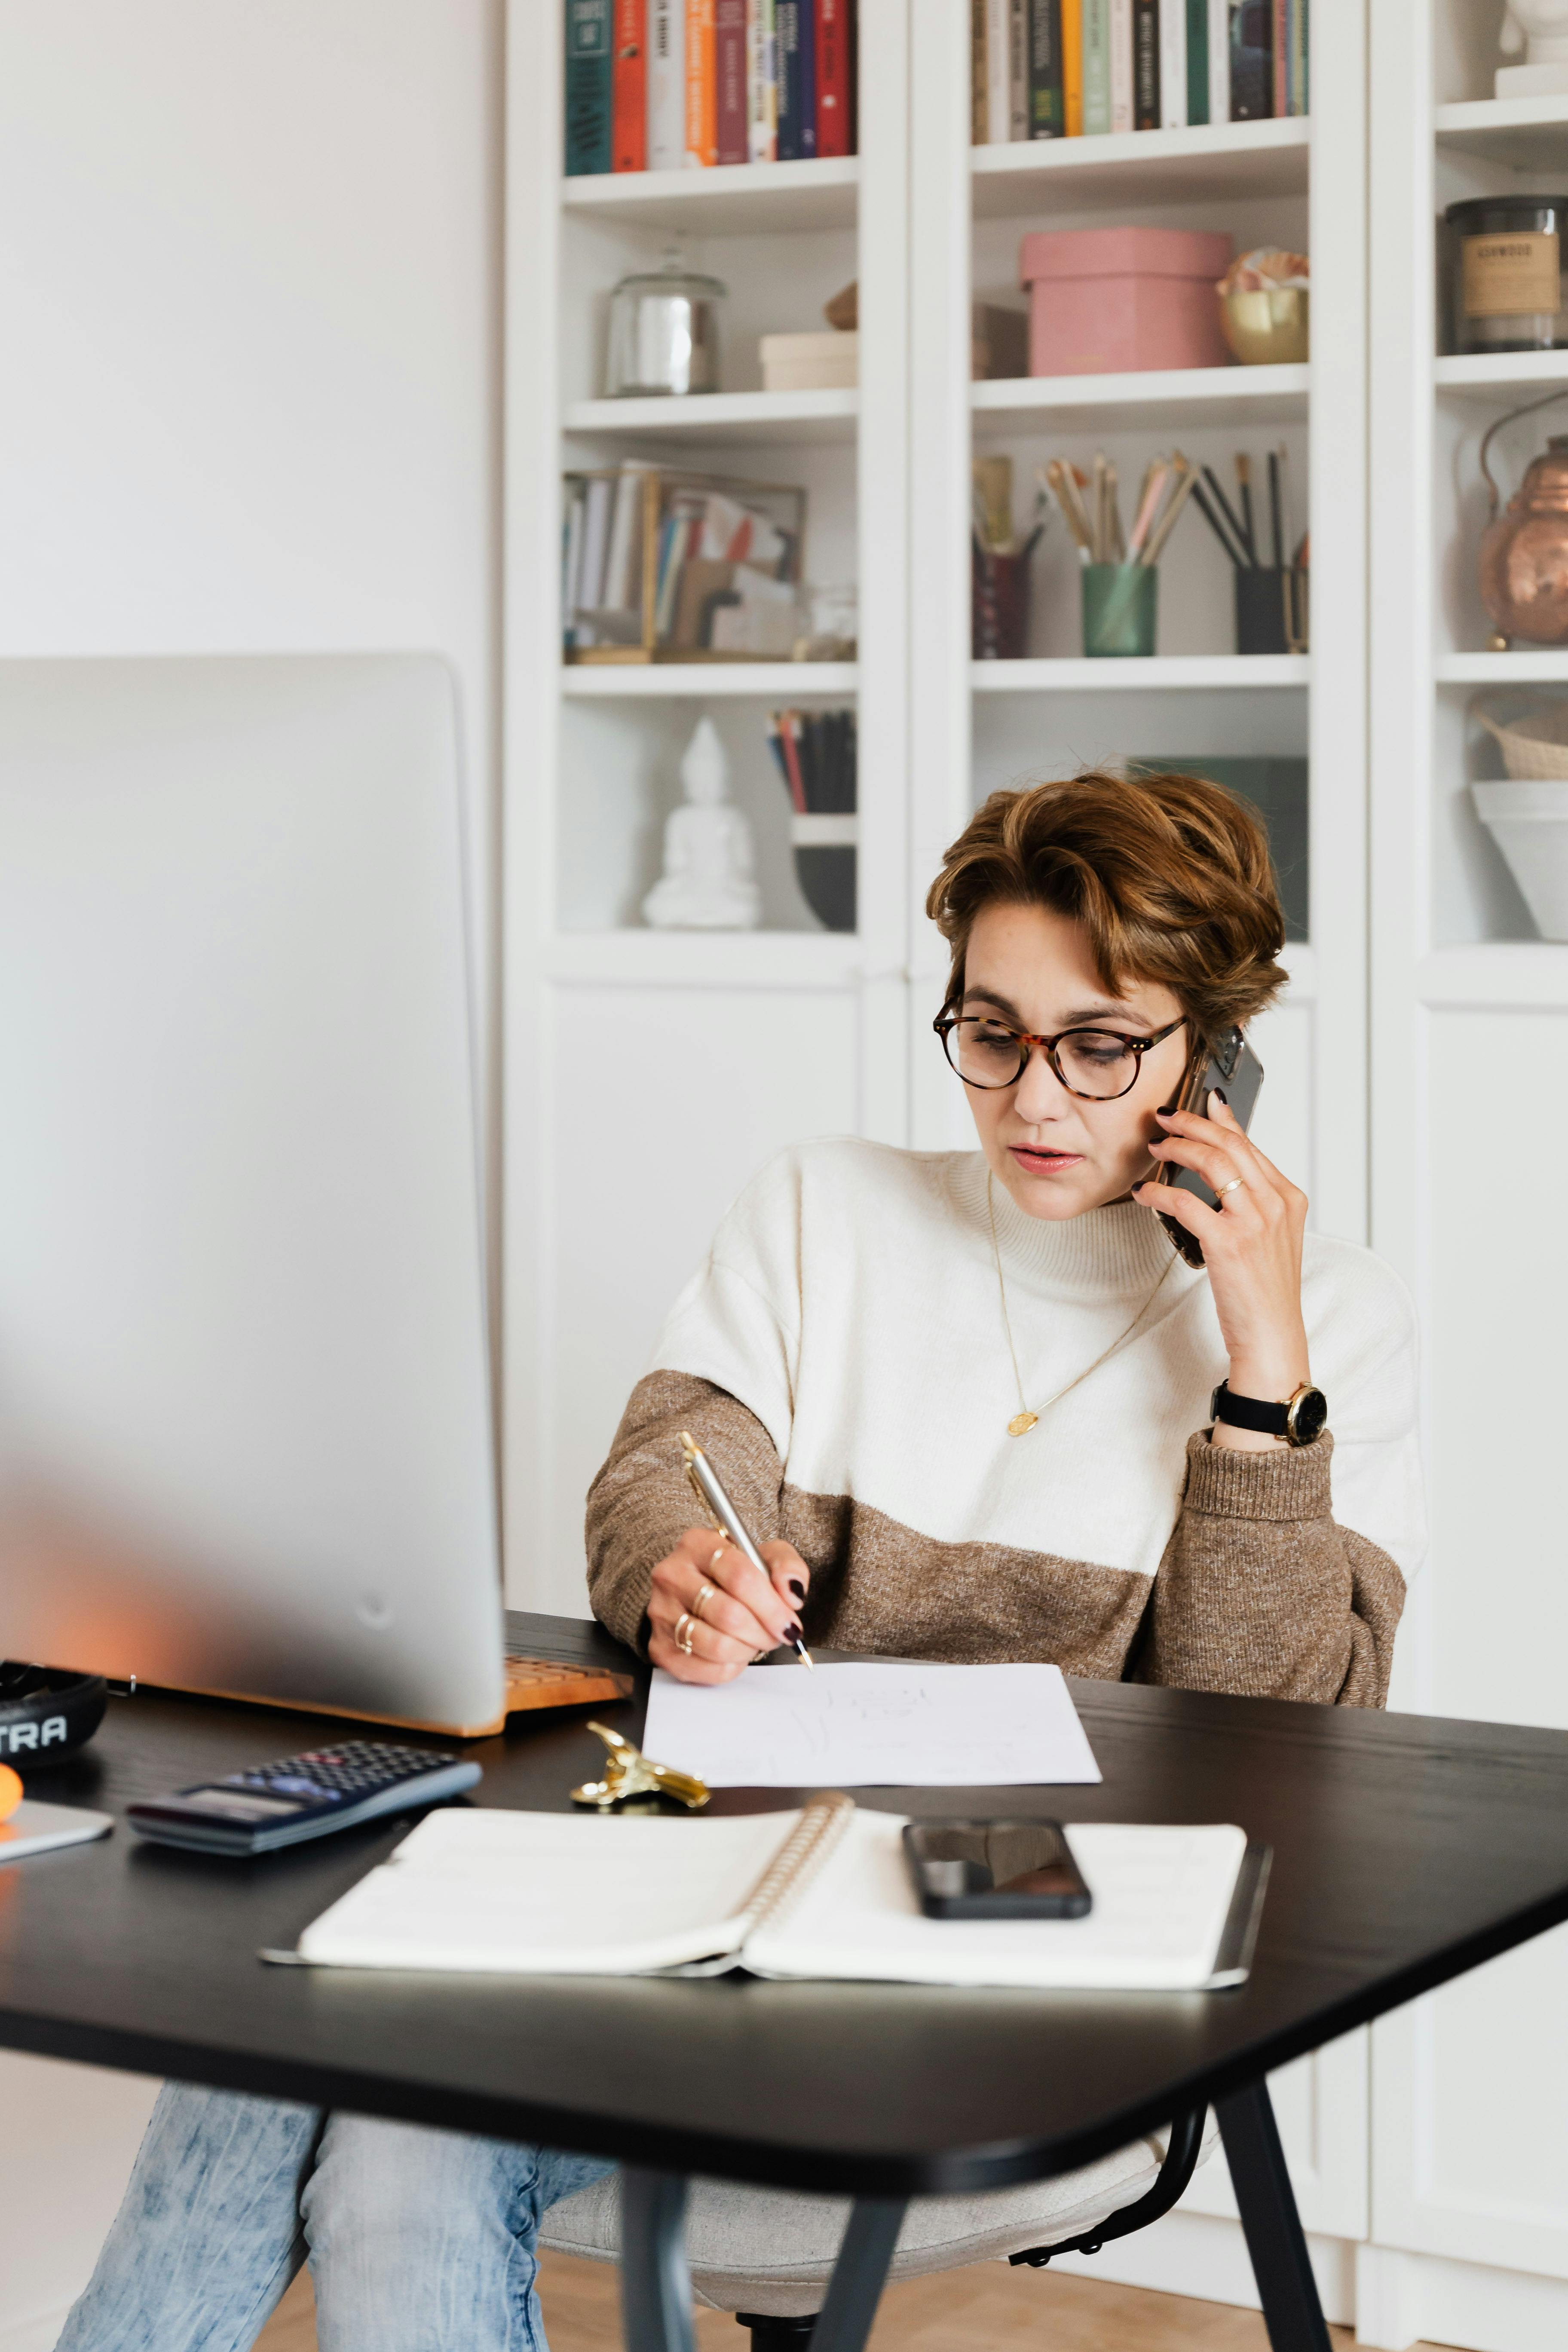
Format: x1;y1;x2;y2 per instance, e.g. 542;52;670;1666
0;654;506;1734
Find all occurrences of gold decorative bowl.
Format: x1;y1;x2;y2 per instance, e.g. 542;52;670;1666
1220;287;1310;366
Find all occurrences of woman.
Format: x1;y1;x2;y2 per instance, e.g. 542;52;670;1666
59;772;1421;2352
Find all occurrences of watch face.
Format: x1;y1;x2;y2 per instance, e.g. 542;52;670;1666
1287;1387;1329;1446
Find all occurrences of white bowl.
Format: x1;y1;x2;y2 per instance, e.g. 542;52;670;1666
1472;779;1568;940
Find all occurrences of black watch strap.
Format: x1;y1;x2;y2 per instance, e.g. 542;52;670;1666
1210;1380;1328;1448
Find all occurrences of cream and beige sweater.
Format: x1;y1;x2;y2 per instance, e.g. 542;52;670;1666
587;1140;1424;1707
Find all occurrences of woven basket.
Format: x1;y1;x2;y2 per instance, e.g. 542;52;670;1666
1476;703;1568;781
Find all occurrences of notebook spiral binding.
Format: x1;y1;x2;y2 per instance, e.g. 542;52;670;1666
738;1791;856;1936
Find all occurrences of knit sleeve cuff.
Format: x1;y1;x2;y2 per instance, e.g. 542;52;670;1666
1183;1426;1334;1521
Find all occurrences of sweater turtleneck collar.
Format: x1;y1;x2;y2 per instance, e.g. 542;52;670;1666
952;1152;1181;1301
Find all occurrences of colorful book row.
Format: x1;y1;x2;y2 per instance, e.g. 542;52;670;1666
566;0;858;178
971;0;1307;138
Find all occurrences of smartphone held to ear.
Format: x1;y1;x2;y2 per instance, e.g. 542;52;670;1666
1152;1026;1265;1268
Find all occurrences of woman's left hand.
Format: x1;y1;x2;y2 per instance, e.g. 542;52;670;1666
1132;1096;1311;1445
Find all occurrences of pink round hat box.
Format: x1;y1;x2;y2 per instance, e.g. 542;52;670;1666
1020;226;1234;376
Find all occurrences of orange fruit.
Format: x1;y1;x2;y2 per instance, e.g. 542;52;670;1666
0;1764;21;1822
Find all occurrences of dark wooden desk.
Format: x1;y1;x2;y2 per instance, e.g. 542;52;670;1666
5;1612;1568;2352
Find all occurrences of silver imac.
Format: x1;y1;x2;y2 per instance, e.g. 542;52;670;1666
0;654;508;1735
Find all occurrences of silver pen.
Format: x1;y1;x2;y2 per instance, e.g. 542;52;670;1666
679;1431;813;1667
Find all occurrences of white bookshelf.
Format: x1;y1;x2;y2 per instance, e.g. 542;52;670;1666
973;360;1309;435
1367;8;1568;2349
564;387;859;445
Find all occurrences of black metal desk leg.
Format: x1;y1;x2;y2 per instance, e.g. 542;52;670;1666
1216;2082;1332;2352
621;2169;694;2352
809;2199;909;2352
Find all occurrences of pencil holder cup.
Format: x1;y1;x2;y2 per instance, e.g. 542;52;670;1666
1235;566;1310;655
790;813;857;932
1082;563;1157;658
972;547;1032;660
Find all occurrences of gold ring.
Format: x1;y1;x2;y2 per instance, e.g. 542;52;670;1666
674;1612;697;1655
1216;1178;1245;1203
692;1581;716;1622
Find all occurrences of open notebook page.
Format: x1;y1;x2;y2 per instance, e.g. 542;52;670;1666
745;1814;1250;1991
293;1807;803;1975
643;1662;1102;1788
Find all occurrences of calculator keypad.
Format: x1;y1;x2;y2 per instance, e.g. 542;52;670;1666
226;1740;458;1805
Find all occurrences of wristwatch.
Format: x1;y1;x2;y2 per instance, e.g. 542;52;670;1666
1210;1379;1329;1448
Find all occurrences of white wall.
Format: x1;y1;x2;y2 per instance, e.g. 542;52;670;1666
0;6;502;2341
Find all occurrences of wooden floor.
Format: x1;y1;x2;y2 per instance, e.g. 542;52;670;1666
254;2247;1450;2352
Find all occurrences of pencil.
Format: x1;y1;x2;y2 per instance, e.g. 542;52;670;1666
1190;478;1249;567
1201;466;1254;566
1236;455;1259;566
1267;449;1283;570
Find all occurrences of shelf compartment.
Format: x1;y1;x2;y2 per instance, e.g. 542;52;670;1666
972;363;1308;437
1437;652;1568;683
564;389;858;447
562;661;859;698
1417;944;1568;1007
972;655;1308;690
561;157;858;234
545;929;864;987
1435;97;1568;172
971;119;1309;219
1436;352;1568;406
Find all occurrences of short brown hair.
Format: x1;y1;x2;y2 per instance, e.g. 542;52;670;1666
925;770;1286;1042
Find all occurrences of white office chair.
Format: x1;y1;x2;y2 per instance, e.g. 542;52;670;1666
540;2105;1211;2350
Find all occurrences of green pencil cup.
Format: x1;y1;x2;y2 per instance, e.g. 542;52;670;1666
1082;563;1158;658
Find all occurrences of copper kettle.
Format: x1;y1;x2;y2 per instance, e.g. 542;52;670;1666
1479;413;1568;649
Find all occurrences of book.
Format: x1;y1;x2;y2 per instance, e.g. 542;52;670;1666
562;486;587;647
777;0;808;156
716;0;747;162
1062;0;1084;134
971;0;989;142
749;0;778;161
612;0;648;168
565;0;614;176
1133;0;1159;126
648;0;687;166
1272;0;1286;115
600;465;650;614
1082;0;1112;134
1008;0;1030;140
578;475;615;615
1185;0;1209;123
1207;0;1229;120
1110;0;1134;129
1027;0;1064;137
985;0;1011;143
686;0;717;162
277;1799;1266;1994
1159;0;1185;124
782;0;818;154
1286;0;1306;113
818;0;852;155
1228;0;1270;118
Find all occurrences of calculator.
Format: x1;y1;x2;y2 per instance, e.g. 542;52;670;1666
125;1739;482;1856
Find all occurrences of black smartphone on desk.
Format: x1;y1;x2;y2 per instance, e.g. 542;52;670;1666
902;1820;1091;1919
1152;1024;1265;1269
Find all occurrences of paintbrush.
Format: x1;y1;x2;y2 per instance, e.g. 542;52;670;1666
1141;456;1199;565
1201;465;1253;565
1236;454;1259;565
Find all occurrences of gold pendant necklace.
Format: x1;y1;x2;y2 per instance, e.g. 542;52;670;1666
987;1170;1174;1438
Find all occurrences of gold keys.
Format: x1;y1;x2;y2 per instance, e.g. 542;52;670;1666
570;1721;710;1811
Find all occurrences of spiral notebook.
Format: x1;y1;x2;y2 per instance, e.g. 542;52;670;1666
266;1799;1268;1992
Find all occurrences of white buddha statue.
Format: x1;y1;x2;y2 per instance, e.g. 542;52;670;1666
642;716;763;931
1499;0;1568;95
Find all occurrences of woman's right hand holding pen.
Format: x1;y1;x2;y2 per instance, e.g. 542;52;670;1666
647;1529;810;1684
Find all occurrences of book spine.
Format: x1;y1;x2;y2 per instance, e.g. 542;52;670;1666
565;0;614;176
795;0;817;152
818;0;851;153
1062;0;1083;134
1207;0;1228;119
777;0;802;157
1159;0;1185;123
985;0;1011;143
613;0;648;169
1028;0;1064;136
1271;0;1286;115
1081;0;1111;134
971;0;989;141
845;0;857;154
1289;0;1306;114
1133;0;1159;127
1228;0;1270;117
1184;0;1208;122
1108;0;1133;128
716;0;747;161
1008;0;1030;140
685;0;717;161
749;0;778;162
648;0;687;166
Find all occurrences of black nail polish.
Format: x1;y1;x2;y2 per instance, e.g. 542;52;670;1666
787;1621;805;1644
788;1577;807;1603
1213;1087;1228;1105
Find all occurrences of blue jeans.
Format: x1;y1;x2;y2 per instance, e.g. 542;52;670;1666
55;2081;615;2352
